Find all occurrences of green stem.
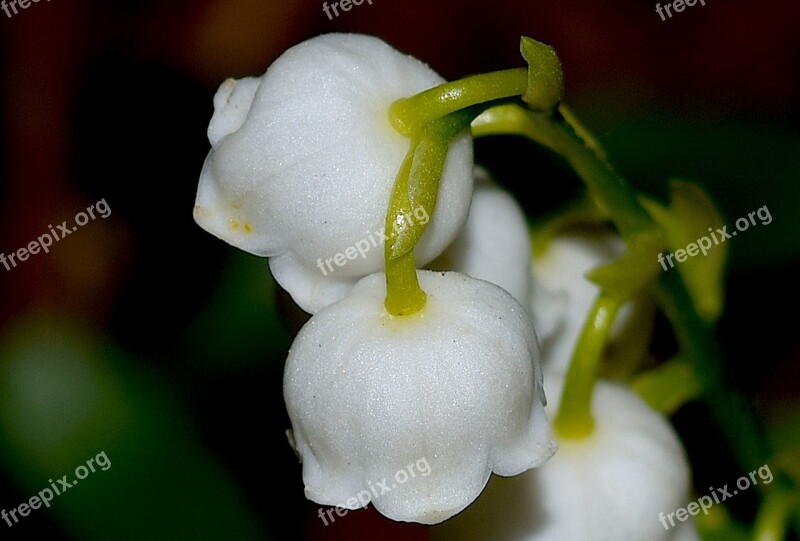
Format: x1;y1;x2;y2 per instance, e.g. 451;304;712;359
383;37;567;315
752;488;796;541
384;251;426;316
390;69;528;136
473;104;654;237
383;137;425;316
389;36;565;137
555;292;621;439
383;107;482;316
654;270;770;473
472;101;770;468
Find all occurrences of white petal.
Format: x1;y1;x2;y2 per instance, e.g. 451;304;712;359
207;76;260;146
528;275;568;346
531;229;640;372
283;270;555;524
432;375;694;541
194;33;473;313
430;167;532;306
669;519;701;541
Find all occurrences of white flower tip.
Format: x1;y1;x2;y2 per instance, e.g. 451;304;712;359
207;76;260;146
192;196;266;256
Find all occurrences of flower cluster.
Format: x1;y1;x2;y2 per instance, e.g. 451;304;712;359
194;31;703;538
195;33;554;524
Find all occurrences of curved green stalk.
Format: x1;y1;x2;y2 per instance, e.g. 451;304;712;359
472;98;769;469
752;488;796;541
555;293;621;439
473;103;654;237
383;37;566;315
390;37;563;137
383;107;482;316
654;269;770;473
390;69;528;136
384;141;427;316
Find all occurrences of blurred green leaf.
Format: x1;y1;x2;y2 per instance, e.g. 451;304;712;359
574;109;800;272
179;251;292;373
639;180;727;322
0;315;269;540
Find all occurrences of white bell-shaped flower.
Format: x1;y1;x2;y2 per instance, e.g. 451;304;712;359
194;33;473;313
530;229;648;372
429;168;564;345
283;270;555;524
429;167;532;306
432;374;697;540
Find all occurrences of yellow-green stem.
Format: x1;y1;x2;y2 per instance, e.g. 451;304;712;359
384;251;426;316
390;69;528;136
389;37;564;137
383;108;482;317
383;138;425;316
554;293;621;439
753;488;796;541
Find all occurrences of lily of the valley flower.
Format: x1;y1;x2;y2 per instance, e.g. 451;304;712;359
432;374;698;541
430;168;567;346
283;270;555;524
429;167;532;307
194;33;473;314
530;228;651;372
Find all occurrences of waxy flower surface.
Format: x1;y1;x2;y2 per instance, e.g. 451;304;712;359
284;270;555;524
530;229;649;371
431;167;533;307
186;28;753;539
194;33;473;313
433;374;698;540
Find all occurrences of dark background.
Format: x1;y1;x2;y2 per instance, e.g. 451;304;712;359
0;0;798;539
